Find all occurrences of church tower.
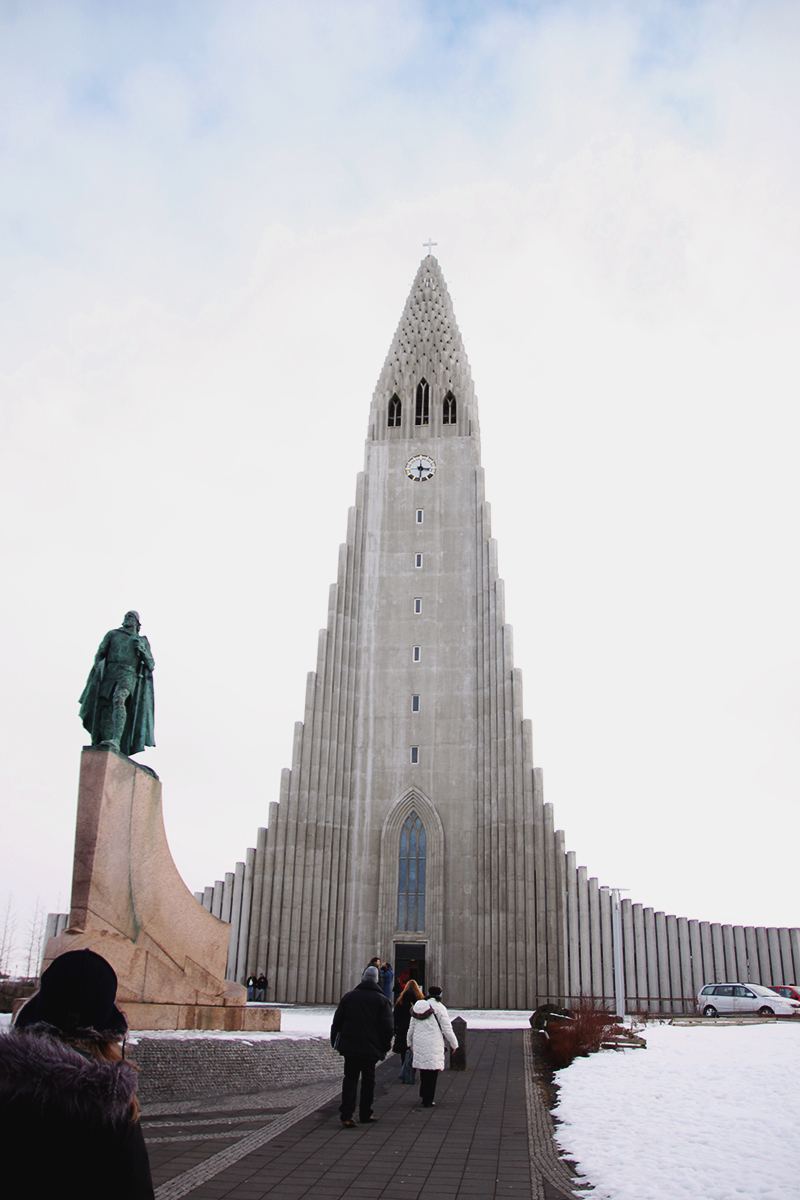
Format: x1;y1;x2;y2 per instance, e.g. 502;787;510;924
220;256;568;1007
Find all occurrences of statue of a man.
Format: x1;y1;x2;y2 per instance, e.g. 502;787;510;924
79;611;155;756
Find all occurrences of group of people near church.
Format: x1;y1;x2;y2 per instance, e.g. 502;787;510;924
330;957;459;1126
1;943;458;1196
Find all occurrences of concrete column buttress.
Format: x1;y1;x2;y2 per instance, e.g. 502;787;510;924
566;850;580;1007
755;927;771;985
632;903;647;1009
643;908;658;1014
235;846;256;981
599;887;614;1008
654;912;670;1012
677;917;693;1013
578;866;590;999
744;927;760;984
767;928;783;985
666;915;681;1014
588;877;602;1001
688;920;704;996
622;899;637;1010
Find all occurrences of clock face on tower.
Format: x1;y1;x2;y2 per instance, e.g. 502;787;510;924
405;454;436;482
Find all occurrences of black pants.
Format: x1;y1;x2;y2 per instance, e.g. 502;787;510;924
340;1057;377;1121
419;1069;439;1106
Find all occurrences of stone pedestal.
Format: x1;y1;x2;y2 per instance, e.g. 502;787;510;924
43;747;280;1033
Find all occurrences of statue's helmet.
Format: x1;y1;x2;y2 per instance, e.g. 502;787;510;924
123;610;141;629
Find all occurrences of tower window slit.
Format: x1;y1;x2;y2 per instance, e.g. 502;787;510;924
412;695;420;712
416;510;423;524
413;646;420;662
415;553;423;567
415;379;429;426
410;746;419;764
387;394;402;427
414;598;422;614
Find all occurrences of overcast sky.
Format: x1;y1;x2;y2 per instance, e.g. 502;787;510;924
2;1;799;975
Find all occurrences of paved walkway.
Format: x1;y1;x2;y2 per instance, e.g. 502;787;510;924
144;1030;581;1200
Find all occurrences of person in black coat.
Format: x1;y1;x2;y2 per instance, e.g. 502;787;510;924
0;948;153;1199
330;965;393;1127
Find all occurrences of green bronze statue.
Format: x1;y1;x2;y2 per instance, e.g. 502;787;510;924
79;611;155;756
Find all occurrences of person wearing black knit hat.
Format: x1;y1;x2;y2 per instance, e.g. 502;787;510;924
0;948;154;1198
331;965;394;1127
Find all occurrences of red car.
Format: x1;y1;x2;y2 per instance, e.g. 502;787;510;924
770;984;800;1003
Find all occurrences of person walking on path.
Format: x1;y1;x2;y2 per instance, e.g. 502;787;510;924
381;961;394;1001
331;965;393;1127
246;972;257;1001
0;948;154;1198
256;973;267;1001
393;979;424;1084
407;985;459;1109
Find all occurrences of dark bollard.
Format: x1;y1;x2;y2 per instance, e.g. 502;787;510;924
450;1016;467;1070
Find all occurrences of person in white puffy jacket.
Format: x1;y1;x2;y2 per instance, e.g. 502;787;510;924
407;986;459;1108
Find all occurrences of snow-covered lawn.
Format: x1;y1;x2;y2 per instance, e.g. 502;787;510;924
123;1005;533;1042
0;1004;532;1041
554;1021;800;1200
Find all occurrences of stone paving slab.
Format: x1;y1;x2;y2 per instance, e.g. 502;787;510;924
144;1030;581;1200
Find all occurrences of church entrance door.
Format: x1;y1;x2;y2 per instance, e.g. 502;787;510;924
394;943;426;997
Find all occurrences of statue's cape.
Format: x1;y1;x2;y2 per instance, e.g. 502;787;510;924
79;637;155;756
124;668;155;756
78;660;104;732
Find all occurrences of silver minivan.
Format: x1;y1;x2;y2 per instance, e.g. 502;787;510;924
697;982;800;1017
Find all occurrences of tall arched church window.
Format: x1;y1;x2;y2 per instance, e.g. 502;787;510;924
442;391;457;425
398;812;426;930
415;379;429;426
388;394;402;427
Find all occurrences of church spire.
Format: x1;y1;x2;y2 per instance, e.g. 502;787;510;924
370;256;478;441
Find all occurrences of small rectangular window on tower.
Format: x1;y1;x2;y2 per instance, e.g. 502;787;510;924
410;746;419;764
415;554;423;568
412;695;420;712
413;646;420;662
414;598;422;614
416;510;423;524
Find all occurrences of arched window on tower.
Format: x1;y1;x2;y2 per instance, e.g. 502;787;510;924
388;394;402;427
442;391;457;425
415;379;429;426
398;812;426;930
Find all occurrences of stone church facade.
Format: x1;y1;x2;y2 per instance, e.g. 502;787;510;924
196;256;800;1010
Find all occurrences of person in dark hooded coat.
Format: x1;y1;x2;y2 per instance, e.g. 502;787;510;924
330;965;393;1127
0;948;153;1199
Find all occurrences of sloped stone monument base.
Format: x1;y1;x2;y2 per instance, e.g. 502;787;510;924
43;746;279;1033
119;1002;281;1032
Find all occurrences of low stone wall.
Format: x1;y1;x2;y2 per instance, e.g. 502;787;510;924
132;1035;341;1104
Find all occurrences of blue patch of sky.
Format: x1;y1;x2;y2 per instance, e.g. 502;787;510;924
627;2;718;140
59;1;218;122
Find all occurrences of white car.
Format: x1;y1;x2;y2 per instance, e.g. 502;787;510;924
697;983;800;1017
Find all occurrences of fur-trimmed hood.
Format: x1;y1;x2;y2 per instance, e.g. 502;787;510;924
0;1027;138;1127
411;999;437;1019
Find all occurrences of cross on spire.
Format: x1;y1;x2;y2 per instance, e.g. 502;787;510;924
423;239;438;255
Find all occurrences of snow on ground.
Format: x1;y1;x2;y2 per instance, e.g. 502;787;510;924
554;1021;800;1200
124;1005;533;1043
1;1002;532;1042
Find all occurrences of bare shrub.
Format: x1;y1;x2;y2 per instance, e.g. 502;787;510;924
543;998;620;1070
